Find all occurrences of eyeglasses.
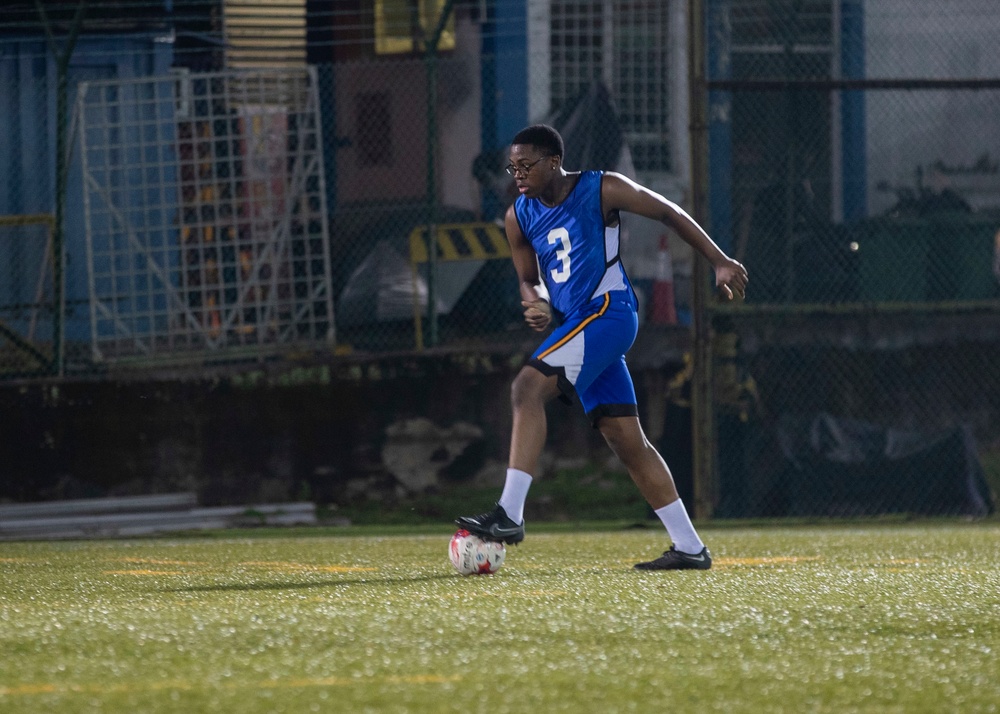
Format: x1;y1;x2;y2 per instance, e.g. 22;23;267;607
505;156;549;177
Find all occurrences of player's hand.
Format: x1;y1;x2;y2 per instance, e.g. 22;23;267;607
714;258;748;300
522;299;552;332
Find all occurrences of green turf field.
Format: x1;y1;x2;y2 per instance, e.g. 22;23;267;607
1;522;998;713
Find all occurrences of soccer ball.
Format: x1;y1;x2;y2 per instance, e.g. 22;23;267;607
449;529;506;576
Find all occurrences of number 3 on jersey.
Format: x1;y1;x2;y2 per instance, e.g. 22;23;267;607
547;227;572;283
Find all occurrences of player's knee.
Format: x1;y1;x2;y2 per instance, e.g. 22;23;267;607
598;419;628;452
510;368;549;409
599;419;647;461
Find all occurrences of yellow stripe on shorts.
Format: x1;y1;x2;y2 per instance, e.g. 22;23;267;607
537;293;611;360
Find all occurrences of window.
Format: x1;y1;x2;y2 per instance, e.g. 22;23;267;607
550;0;606;102
614;1;671;173
549;0;672;173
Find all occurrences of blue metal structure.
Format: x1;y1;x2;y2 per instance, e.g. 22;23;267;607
0;35;173;342
492;0;528;150
840;0;867;222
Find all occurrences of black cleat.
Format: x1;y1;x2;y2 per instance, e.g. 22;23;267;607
633;545;712;571
455;503;525;545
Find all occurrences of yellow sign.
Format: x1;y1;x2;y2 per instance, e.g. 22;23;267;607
408;222;509;264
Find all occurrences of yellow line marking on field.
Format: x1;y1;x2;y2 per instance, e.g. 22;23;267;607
516;563;616;571
440;589;567;598
259;674;460;689
99;561;379;579
0;684;59;695
0;680;195;696
715;556;823;567
117;557;206;566
0;674;460;697
0;558;30;563
240;561;377;573
312;566;379;573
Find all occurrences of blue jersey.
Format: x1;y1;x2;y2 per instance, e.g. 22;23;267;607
513;171;634;318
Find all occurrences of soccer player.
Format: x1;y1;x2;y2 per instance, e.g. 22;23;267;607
455;124;748;570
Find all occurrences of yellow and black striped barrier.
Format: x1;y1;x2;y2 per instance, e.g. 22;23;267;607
408;222;509;264
408;222;509;349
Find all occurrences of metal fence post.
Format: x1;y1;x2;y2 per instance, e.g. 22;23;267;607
424;0;456;348
36;0;85;376
688;0;717;520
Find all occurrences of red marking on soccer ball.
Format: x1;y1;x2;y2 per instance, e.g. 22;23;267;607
449;529;506;576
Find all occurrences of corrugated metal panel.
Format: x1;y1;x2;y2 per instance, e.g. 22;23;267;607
224;0;306;68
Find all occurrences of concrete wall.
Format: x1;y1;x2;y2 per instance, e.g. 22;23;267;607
0;351;627;508
3;318;995;518
331;18;481;213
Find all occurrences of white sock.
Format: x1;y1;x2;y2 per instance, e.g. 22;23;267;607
655;499;704;554
497;468;532;525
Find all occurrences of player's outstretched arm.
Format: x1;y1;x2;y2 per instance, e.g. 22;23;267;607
505;205;552;331
602;172;748;300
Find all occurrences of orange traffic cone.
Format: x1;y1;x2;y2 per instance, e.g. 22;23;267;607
650;235;677;325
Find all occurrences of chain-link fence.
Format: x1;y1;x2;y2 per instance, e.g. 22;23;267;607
323;51;526;354
78;69;332;363
702;0;1000;517
0;1;997;516
0;216;56;379
1;27;58;379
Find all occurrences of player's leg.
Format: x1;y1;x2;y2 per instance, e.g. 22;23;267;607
580;361;711;571
455;296;612;543
508;366;561;480
454;364;560;544
597;416;708;565
596;415;679;508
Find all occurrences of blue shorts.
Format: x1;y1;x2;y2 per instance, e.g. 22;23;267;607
528;291;639;426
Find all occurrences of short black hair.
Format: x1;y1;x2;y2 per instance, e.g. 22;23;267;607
511;124;564;158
